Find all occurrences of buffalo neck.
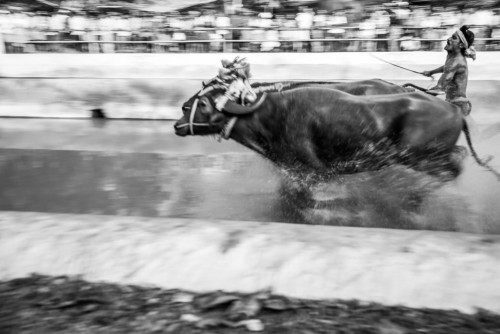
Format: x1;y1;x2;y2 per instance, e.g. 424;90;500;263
226;96;282;158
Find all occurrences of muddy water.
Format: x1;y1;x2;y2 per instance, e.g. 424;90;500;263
0;119;284;222
1;116;499;234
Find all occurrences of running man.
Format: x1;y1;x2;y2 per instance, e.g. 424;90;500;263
422;25;476;116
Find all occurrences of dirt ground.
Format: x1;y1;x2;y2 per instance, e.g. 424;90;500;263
1;275;499;334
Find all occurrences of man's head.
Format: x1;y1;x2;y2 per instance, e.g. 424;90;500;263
457;25;475;48
446;25;476;60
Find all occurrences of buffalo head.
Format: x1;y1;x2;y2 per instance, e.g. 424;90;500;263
174;84;267;138
174;86;228;137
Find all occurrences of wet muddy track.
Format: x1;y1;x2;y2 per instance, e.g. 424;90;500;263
1;114;500;234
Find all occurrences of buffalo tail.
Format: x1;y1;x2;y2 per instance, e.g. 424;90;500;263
463;119;500;181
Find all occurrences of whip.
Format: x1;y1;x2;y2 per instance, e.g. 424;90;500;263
369;53;434;80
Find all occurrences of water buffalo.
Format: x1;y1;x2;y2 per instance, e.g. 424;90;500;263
174;85;489;180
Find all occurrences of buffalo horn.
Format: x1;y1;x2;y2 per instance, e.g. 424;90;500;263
222;93;267;115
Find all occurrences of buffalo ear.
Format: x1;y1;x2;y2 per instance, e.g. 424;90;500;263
222;94;267;115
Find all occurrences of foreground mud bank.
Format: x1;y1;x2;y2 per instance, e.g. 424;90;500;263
3;274;500;333
1;211;499;314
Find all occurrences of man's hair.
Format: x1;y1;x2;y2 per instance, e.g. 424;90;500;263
460;25;475;47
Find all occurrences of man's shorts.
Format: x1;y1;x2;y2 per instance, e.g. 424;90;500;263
448;98;472;116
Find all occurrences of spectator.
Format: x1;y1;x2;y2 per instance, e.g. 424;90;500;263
84;14;100;53
68;12;87;51
329;11;348;26
278;15;297;52
373;9;390;51
6;11;31;53
261;29;280;52
388;25;403;51
215;13;231;52
447;9;461;27
0;10;7;53
215;12;231;30
310;9;329;52
294;7;314;52
247;20;265;52
48;10;68;44
98;13;116;53
313;9;328;28
114;14;132;52
326;27;346;52
171;31;186;52
491;24;500;51
0;10;12;53
358;13;376;52
400;32;421;51
129;12;143;33
295;7;314;29
200;10;215;28
421;27;440;51
154;29;171;53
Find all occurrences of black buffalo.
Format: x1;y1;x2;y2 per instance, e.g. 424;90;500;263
177;78;412;146
174;84;492;180
251;78;410;95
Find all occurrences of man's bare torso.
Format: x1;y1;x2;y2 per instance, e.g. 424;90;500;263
440;54;468;101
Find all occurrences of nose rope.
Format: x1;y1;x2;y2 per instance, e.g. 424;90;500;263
176;97;209;133
179;85;240;136
179;86;218;135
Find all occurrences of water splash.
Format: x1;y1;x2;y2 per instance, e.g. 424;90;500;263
277;164;486;232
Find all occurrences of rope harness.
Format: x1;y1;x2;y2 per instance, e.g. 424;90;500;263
179;57;259;138
177;84;238;139
176;86;215;135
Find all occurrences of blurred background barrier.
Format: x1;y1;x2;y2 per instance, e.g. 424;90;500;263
2;52;499;79
1;52;500;121
4;33;500;54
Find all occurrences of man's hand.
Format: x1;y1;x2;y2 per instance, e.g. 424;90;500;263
426;85;445;96
426;90;445;96
422;71;433;77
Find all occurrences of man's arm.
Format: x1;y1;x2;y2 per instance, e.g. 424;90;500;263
422;65;444;77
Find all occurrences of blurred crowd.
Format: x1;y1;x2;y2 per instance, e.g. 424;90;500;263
1;1;500;53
